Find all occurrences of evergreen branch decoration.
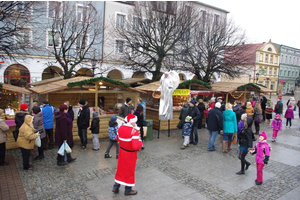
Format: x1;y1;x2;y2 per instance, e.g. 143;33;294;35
256;83;267;88
237;83;261;90
67;77;130;88
0;83;2;88
178;79;212;89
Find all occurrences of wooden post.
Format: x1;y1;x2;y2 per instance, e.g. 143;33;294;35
158;120;160;139
244;88;247;102
95;81;99;112
226;93;228;103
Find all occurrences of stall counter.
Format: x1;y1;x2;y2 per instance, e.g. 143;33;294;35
146;107;181;130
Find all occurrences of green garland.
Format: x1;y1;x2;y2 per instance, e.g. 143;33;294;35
237;83;261;90
178;79;212;89
0;83;2;88
67;77;130;88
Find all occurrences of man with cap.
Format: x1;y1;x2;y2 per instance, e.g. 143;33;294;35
41;101;56;149
112;114;143;195
206;102;223;151
14;104;29;141
77;99;90;150
187;99;201;145
217;97;225;112
119;97;134;118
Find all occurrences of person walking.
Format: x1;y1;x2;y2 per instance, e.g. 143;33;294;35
41;101;56;149
181;116;193;150
134;105;145;150
260;95;267;122
90;112;100;151
55;104;76;166
297;99;300;118
77;99;90;151
119;97;134;118
274;98;283;119
265;99;273;124
236;114;253;175
271;114;282;142
197;99;205;129
187;99;200;145
105;115;119;159
253;103;262;135
284;104;294;128
31;106;46;160
112;114;143;196
0;109;9;166
206;102;223;151
16;115;40;170
137;98;146;120
222;103;237;153
179;102;190;136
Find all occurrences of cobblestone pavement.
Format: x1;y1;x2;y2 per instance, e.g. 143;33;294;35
3;95;300;200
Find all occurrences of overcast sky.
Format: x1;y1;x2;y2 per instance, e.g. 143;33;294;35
200;0;300;49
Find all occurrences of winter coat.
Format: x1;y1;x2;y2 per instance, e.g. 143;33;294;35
67;105;74;121
260;96;267;110
179;104;190;124
108;121;118;141
0;117;9;143
287;97;296;109
237;108;246;122
197;103;205;119
137;101;146;120
182;121;193;136
232;104;240;113
17;115;38;150
134;111;144;136
15;110;29;130
41;104;56;129
253;141;271;164
265;101;273;114
77;104;90;129
245;106;254;117
275;101;283;114
297;100;300;108
119;102;134;118
238;117;253;148
206;107;223;131
284;108;294;119
222;110;237;134
187;105;200;127
90;117;100;134
55;111;73;147
254;108;262;122
271;118;282;131
32;112;46;139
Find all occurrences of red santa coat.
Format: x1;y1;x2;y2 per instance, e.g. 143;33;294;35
114;124;143;186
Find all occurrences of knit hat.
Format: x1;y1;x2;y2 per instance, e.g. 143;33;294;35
215;102;221;108
111;115;117;121
93;112;99;118
32;106;41;114
79;99;86;105
43;101;49;104
267;98;271;101
185;115;192;121
241;105;246;110
259;131;267;140
125;114;137;123
275;114;280;118
126;97;132;103
241;113;247;121
59;104;68;111
190;99;195;105
20;104;28;110
288;104;292;108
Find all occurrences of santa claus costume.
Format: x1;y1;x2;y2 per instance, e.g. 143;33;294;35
113;114;143;195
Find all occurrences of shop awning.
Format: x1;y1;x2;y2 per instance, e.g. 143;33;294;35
0;83;31;94
211;82;276;93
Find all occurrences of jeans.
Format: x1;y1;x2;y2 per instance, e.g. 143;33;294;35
190;126;198;143
20;147;31;170
105;140;119;155
78;128;87;147
113;182;132;193
223;133;233;141
207;130;219;150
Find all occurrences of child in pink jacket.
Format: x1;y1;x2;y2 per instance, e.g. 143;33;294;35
284;104;294;128
249;131;271;185
271;114;282;142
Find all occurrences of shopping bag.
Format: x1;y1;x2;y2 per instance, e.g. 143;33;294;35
64;142;72;153
35;135;41;147
177;121;183;129
57;143;65;156
232;133;237;144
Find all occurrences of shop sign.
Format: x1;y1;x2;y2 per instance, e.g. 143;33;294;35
172;89;190;96
190;90;215;95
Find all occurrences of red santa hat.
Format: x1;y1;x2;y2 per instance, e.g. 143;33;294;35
125;114;137;123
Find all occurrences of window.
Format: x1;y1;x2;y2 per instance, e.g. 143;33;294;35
270;55;273;63
292;71;294;77
279;70;282;76
274;68;277;75
288;71;290;76
48;1;62;18
258;81;263;85
47;30;60;47
15;28;32;47
132;16;141;30
157;2;166;11
77;4;88;22
214;14;220;26
16;1;32;15
267;47;272;52
285;55;288;64
115;40;125;54
269;68;272;75
131;42;139;55
270;82;275;90
265;54;268;63
76;34;88;50
200;10;207;23
284;70;286;76
116;14;125;29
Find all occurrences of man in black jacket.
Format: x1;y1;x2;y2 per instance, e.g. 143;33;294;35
188;99;200;145
275;98;283;118
77;99;90;150
206;102;223;151
260;95;267;122
119;98;134;118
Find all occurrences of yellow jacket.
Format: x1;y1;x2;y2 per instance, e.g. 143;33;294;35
17;115;38;149
245;106;254;117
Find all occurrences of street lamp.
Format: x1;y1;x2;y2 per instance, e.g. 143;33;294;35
256;72;260;84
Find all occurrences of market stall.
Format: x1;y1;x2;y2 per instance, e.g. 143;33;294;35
0;83;31;149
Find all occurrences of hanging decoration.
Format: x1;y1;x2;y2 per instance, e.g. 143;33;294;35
229;91;244;99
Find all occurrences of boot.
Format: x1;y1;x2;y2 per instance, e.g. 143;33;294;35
67;153;76;163
222;141;227;153
267;119;270;124
57;155;67;166
245;161;251;170
227;141;232;151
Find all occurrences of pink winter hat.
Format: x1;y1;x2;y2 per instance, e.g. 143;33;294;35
259;131;267;140
288;104;292;108
275;114;280;117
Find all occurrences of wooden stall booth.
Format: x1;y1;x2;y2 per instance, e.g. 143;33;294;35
0;83;31;149
29;76;144;142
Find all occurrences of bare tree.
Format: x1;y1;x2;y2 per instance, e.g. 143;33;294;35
175;13;250;82
0;1;39;59
43;1;104;79
111;1;197;81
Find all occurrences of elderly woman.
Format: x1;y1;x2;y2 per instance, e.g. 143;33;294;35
253;103;263;135
265;99;273;124
32;106;46;160
245;102;254;118
222;103;237;153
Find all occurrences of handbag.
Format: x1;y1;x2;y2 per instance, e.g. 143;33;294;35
255;115;262;124
232;133;237;144
177;121;183;129
13;129;19;142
